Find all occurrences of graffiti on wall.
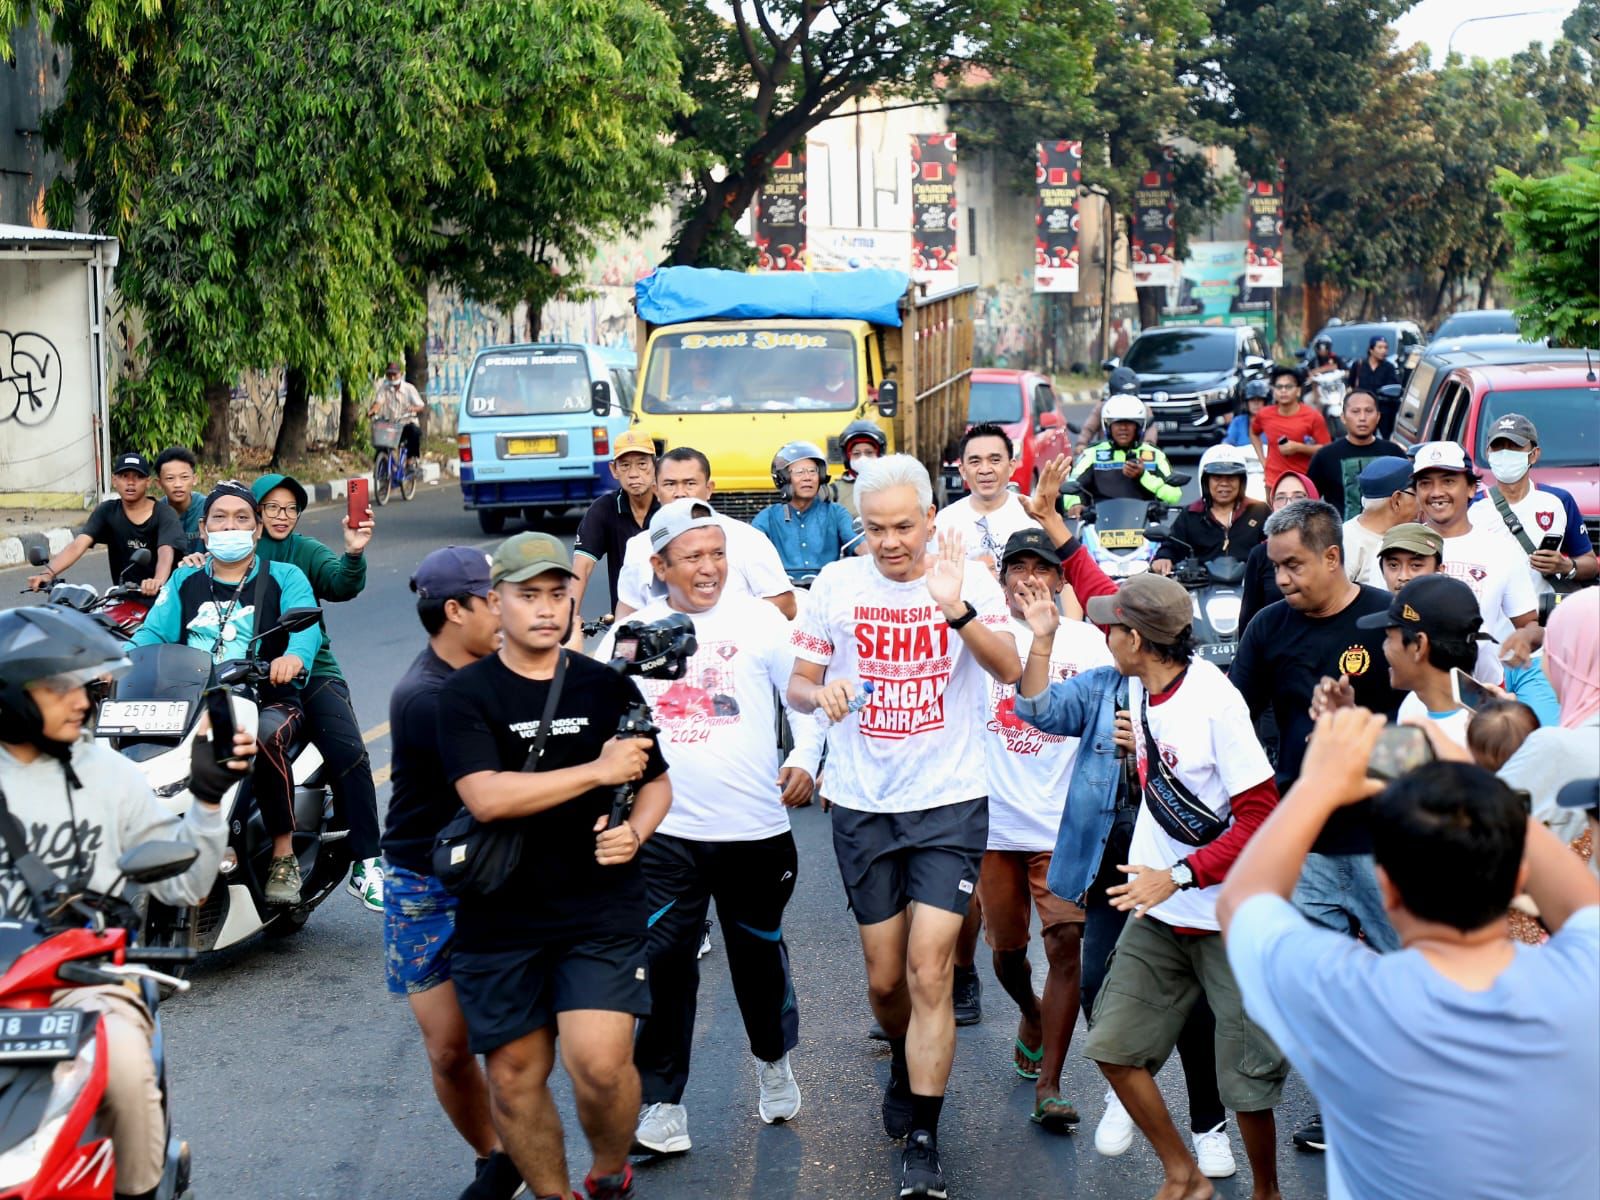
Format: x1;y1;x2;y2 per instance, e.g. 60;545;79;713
0;331;62;426
973;280;1042;369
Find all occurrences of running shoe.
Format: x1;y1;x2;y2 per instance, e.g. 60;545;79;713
1192;1121;1237;1178
265;854;302;906
1293;1113;1326;1152
882;1074;913;1139
584;1164;633;1199
1094;1087;1134;1156
459;1151;527;1199
347;856;384;912
756;1053;802;1123
898;1131;947;1198
952;966;982;1026
632;1102;691;1155
697;920;714;959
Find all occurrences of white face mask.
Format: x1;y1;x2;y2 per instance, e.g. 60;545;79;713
207;529;256;562
850;453;876;471
1487;449;1531;484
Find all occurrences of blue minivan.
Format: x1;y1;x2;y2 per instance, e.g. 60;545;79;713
456;343;638;533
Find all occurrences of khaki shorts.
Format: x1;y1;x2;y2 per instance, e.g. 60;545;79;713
1083;914;1287;1113
978;850;1085;951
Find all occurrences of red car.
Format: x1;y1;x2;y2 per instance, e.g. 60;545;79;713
941;369;1071;499
1393;360;1599;538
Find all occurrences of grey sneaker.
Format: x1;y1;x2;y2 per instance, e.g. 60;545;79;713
756;1053;801;1124
633;1101;690;1155
265;854;302;906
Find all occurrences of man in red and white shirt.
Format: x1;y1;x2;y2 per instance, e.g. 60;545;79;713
981;529;1112;1131
787;454;1020;1199
1031;571;1286;1200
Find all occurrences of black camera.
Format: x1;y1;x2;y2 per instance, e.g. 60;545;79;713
605;613;698;680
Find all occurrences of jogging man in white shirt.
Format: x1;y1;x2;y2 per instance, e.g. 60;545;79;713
600;500;824;1159
980;528;1113;1131
787;454;1020;1199
933;423;1039;569
614;447;796;620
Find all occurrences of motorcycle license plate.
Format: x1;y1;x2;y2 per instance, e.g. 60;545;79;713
96;700;189;736
1098;529;1145;550
505;436;558;456
0;1009;84;1061
1158;420;1180;432
1197;641;1236;661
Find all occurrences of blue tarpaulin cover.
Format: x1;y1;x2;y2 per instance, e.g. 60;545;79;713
636;267;908;328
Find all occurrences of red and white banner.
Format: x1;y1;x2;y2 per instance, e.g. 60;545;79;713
1244;175;1284;288
1035;140;1082;293
754;149;807;271
1130;153;1177;288
911;134;958;279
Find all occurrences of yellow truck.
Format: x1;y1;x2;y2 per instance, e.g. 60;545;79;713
616;267;975;518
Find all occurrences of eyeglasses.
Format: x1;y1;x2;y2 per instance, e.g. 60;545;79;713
261;502;300;517
1271;382;1299;391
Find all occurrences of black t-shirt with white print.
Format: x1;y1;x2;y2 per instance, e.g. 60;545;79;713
439;651;668;950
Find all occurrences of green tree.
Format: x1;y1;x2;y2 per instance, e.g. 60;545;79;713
1494;114;1600;347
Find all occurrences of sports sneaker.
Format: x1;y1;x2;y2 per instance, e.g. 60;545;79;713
697;920;714;959
459;1151;527;1200
1191;1121;1237;1178
347;857;384;912
1293;1113;1326;1152
952;966;982;1026
264;854;302;906
882;1073;913;1139
632;1102;690;1155
1094;1087;1134;1157
583;1164;633;1199
756;1053;802;1124
898;1131;947;1198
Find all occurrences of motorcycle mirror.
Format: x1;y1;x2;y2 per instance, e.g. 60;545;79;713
26;543;49;567
1100;356;1121;372
276;607;323;633
1059;477;1085;495
115;841;200;886
118;547;153;583
590;379;612;418
876;380;899;419
1145;523;1174;541
1166;471;1192;487
1378;384;1403;400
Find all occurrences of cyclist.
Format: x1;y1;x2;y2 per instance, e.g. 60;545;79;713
1069;394;1183;510
752;440;860;584
371;361;426;464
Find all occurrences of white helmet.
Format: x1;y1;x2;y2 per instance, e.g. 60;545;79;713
1102;393;1146;432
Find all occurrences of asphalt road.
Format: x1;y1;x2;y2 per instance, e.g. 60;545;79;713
0;460;1331;1199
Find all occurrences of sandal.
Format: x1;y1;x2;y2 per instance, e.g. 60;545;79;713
1013;1036;1044;1080
1029;1095;1080;1131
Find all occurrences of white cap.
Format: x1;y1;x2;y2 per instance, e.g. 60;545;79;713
649;498;721;553
1411;441;1474;477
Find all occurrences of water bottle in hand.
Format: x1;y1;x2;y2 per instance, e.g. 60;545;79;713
845;680;875;715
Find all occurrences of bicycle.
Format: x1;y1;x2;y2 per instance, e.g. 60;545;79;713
371;420;419;505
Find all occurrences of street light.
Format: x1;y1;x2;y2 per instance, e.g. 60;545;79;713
1445;8;1568;60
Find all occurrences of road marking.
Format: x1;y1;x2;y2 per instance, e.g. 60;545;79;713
362;721;389;743
373;764;392;787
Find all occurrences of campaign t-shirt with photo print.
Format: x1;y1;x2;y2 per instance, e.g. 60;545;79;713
1437;523;1538;643
615;514;792;612
791;554;1011;814
439;651;669;950
985;617;1114;852
1469;484;1593;598
933;493;1039;566
1129;658;1275;930
598;594;824;844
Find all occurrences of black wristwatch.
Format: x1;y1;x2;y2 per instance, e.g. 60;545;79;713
945;601;978;631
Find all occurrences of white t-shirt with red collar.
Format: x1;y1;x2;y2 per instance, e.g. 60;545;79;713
1128;659;1274;931
791;554;1011;814
1435;522;1538;643
985;617;1114;851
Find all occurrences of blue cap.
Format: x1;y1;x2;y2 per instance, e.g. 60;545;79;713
410;546;492;600
1358;457;1414;499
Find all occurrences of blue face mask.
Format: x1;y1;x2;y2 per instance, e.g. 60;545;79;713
207;529;256;563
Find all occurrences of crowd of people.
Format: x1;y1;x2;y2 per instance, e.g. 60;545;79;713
2;380;1596;1200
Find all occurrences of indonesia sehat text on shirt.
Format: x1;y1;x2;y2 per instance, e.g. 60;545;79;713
1355;574;1492;644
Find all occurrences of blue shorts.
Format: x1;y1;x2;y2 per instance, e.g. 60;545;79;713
383;863;458;995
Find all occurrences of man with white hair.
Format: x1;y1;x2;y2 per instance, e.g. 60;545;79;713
1340;457;1419;587
788;454;1020;1199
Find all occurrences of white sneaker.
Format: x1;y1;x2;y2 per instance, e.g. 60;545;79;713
1094;1087;1134;1157
347;857;383;912
756;1053;802;1124
1192;1122;1237;1178
697;920;714;959
633;1102;691;1155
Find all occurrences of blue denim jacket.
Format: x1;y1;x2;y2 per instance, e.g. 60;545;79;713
1012;664;1127;905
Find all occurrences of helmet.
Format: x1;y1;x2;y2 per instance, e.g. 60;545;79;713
1243;378;1271;403
1106;366;1139;396
1313;336;1333;352
771;440;830;495
1101;393;1146;433
839;419;888;479
0;607;131;752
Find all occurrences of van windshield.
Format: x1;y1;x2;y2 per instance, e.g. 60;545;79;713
641;330;857;414
464;350;591;418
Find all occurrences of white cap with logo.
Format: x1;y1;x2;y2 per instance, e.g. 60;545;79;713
649;498;721;553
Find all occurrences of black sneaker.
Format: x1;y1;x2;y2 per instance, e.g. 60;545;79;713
952;966;982;1026
899;1131;948;1198
882;1073;913;1139
459;1151;526;1200
867;1020;889;1041
1293;1113;1326;1152
584;1164;634;1199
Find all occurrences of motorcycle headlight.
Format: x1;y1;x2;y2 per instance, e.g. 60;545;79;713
0;1037;97;1188
1206;596;1242;637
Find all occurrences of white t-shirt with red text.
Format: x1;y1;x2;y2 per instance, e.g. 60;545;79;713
1436;523;1538;644
1128;659;1274;931
791;555;1011;814
985;617;1114;851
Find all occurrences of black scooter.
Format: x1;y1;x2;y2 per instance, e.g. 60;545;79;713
1145;525;1246;667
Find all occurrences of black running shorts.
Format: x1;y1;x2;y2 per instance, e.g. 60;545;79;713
829;797;987;926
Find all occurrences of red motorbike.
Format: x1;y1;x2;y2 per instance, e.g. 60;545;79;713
21;547;153;640
0;842;199;1198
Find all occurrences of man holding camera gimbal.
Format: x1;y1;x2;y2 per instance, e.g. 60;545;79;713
598;499;826;1158
440;533;672;1200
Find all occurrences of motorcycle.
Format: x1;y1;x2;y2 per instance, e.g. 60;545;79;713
95;608;349;954
1062;473;1191;581
1310;371;1347;437
1148;526;1246;667
22;546;153;640
0;841;200;1199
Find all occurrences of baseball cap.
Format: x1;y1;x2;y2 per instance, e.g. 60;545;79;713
411;546;492;600
385;361;403;374
612;430;656;462
490;532;575;585
648;498;721;554
112;452;151;477
1376;522;1444;561
999;528;1063;570
201;480;260;519
1356;574;1489;642
1411;441;1475;478
1485;413;1537;448
1357;457;1414;500
1084;573;1193;643
1555;777;1598;815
